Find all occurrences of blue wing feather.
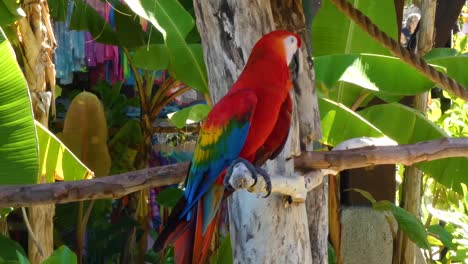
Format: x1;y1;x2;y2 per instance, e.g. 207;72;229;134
179;90;258;221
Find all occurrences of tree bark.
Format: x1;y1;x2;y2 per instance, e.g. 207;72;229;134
17;0;56;262
193;0;321;262
270;2;326;262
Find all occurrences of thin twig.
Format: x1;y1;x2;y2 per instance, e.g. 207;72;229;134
21;207;44;257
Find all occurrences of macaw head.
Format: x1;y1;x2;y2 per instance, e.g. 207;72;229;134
249;30;302;67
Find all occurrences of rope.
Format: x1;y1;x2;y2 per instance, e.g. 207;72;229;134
328;0;468;101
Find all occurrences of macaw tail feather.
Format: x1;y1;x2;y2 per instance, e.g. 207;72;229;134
153;198;221;264
153;196;188;252
192;202;221;264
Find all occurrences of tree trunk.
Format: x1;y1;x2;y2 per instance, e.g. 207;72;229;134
17;0;56;262
193;0;323;262
396;1;435;263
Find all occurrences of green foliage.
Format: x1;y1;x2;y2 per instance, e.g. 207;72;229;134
0;0;24;27
351;190;430;250
69;0;119;45
373;201;430;249
315;54;437;98
36;121;93;182
169;104;211;129
0;234;27;262
318;98;383;146
42;246;77;264
94;81;139;128
0;234;77;264
108;120;141;174
132;45;169;71
124;0;209;93
114;3;146;49
47;0;67;22
211;234;234;264
328;242;337;264
427;56;468;91
427;224;453;249
311;0;397;56
0;28;38;184
156;188;184;208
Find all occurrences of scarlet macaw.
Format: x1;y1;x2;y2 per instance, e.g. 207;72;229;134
153;30;301;263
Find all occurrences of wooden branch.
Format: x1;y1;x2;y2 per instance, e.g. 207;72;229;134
1;138;468;207
295;138;468;172
0;162;189;208
228;162;326;203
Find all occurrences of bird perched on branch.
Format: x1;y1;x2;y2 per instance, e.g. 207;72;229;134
153;30;301;264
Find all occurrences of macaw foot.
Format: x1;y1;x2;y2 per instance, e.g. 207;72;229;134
224;158;272;197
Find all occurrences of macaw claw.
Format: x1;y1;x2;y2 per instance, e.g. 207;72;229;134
225;158;272;198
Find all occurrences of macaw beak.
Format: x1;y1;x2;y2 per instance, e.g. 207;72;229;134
289;49;302;95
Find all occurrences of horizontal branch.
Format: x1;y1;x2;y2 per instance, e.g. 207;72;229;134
0;162;189;208
295;138;468;172
1;138;467;207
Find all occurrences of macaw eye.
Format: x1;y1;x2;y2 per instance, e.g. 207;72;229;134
289;36;296;44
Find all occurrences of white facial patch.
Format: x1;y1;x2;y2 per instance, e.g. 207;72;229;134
283;35;299;65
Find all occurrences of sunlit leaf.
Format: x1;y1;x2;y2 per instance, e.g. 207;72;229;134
0;0;25;27
315;54;437;95
423;48;459;60
36;121;93;182
311;0;397;56
428;224;453;249
169;104;210;128
318;98;383;146
427;56;468;92
123;0;209;93
359;103;468;190
346;188;377;204
0;28;38;184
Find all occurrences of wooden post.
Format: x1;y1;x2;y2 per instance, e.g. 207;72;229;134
193;0;323;262
396;1;435;263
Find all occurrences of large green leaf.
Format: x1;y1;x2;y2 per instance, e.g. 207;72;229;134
359;103;468;190
311;0;397;56
69;0;119;45
114;3;146;49
0;28;38;185
0;234;27;262
315;54;436;95
124;0;209;93
48;0;68;22
427;56;468;91
373;200;430;249
42;245;77;264
311;0;398;106
318;98;383;146
132;44;168;70
358;103;446;144
423;48;459;60
0;0;25;27
36;121;93;182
